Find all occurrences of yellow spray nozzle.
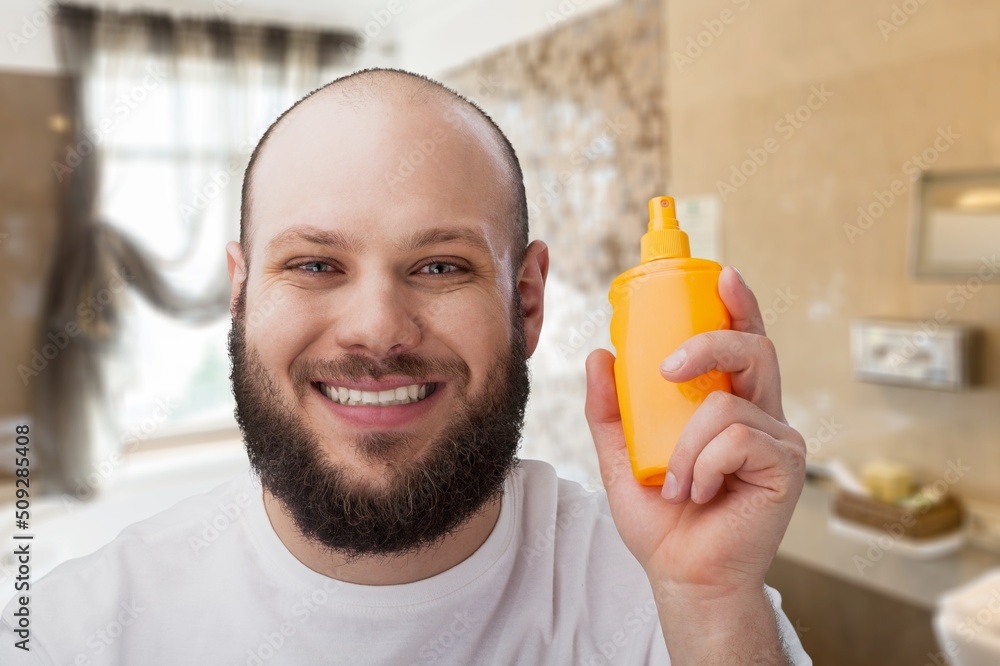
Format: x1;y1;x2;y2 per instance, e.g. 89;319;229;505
648;196;680;231
641;195;690;262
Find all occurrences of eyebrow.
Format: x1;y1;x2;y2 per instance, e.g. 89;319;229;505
266;226;366;255
265;225;493;255
398;227;492;254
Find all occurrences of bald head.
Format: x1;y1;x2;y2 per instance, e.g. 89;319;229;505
239;68;528;272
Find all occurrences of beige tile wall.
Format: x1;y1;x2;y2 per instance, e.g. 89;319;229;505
665;0;1000;500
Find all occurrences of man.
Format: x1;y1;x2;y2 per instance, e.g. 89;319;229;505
2;68;810;664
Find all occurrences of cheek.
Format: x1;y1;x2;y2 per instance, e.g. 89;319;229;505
243;290;329;375
426;294;512;385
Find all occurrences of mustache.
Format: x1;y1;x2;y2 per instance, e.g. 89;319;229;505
290;352;471;387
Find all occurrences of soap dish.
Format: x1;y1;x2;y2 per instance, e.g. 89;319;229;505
833;490;964;539
828;514;966;560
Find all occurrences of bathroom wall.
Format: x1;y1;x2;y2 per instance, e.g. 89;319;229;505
0;72;66;423
443;0;666;485
395;0;618;76
444;0;1000;500
665;0;1000;501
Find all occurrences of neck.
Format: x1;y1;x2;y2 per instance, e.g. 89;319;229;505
262;490;502;585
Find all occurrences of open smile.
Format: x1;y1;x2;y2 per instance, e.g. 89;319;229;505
315;381;439;406
311;380;444;429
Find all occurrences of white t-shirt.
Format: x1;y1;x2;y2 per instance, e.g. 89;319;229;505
1;460;810;665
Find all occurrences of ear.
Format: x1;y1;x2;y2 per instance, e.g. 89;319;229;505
517;240;549;357
226;241;247;317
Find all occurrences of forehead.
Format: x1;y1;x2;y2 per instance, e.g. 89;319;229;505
248;90;512;261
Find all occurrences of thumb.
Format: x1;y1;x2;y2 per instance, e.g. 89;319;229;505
585;349;631;492
718;265;766;336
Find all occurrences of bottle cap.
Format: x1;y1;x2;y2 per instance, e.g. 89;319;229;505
641;196;690;263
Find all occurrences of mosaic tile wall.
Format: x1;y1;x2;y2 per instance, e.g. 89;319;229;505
443;0;666;486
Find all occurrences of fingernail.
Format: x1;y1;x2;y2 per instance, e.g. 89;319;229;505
660;349;686;373
731;266;748;289
690;481;699;503
662;471;678;500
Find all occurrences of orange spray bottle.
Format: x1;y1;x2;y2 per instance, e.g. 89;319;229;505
609;196;732;486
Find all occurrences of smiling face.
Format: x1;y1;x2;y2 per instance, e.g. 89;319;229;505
226;73;546;557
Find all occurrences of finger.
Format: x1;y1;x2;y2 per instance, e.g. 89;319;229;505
663;391;788;503
718;265;766;336
584;349;632;493
689;423;787;504
660;330;784;421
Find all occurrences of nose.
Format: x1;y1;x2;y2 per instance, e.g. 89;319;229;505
332;273;422;357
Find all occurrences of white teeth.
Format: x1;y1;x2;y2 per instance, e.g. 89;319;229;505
321;382;435;407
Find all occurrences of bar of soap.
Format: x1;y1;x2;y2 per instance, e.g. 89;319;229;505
861;459;914;504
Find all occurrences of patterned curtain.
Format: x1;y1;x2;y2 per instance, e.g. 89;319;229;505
34;4;356;494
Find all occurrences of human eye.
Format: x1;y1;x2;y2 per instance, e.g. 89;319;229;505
417;260;466;276
291;260;338;274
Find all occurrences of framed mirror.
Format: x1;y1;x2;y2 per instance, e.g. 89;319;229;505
910;169;1000;278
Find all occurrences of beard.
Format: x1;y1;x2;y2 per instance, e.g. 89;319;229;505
228;283;530;561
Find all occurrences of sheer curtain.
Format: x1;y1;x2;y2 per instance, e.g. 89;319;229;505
37;4;356;495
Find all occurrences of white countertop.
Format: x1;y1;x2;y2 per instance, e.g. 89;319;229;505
777;480;1000;610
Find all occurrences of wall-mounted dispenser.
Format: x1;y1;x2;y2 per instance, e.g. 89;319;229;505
850;319;978;390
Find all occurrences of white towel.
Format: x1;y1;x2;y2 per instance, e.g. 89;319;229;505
934;568;1000;666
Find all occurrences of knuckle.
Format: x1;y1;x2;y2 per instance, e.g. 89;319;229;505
723;422;756;448
755;334;778;361
691;456;711;483
703;389;739;415
786;434;808;471
669;440;694;468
